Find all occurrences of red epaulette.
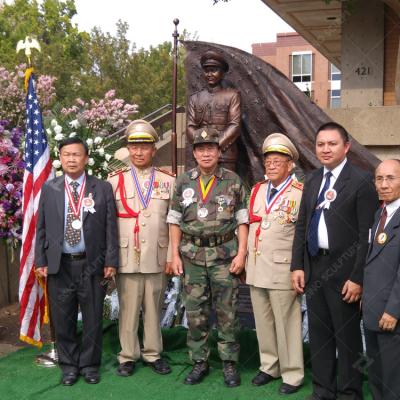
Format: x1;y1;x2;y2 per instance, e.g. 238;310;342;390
155;167;176;177
251;179;267;191
291;180;304;190
108;166;129;178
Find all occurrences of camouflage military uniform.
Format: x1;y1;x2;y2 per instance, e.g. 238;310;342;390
167;166;248;362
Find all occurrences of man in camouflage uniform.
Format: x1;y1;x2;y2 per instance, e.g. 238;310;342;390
167;127;249;387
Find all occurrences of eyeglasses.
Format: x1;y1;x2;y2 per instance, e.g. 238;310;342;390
264;160;289;167
374;176;400;184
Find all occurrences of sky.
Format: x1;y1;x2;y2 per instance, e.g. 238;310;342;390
73;0;294;53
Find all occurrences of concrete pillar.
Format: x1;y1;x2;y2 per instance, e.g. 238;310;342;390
341;0;384;107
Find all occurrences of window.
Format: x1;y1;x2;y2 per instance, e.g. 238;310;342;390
331;64;341;81
291;53;312;83
330;89;341;108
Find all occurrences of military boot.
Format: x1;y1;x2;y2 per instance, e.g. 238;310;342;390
184;361;209;385
223;361;241;387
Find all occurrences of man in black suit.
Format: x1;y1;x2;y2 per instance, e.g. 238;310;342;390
35;137;119;386
363;159;400;400
291;122;379;400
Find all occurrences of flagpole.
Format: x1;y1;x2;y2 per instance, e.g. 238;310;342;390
171;18;179;176
16;36;58;367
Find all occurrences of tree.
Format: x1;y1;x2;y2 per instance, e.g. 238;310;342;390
0;0;89;104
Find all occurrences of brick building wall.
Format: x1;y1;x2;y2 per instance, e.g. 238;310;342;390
252;32;338;109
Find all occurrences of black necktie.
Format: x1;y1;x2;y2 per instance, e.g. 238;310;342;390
307;172;332;256
65;181;81;247
268;187;278;202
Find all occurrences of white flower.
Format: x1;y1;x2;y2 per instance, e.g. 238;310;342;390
97;173;102;179
53;125;63;134
102;161;108;169
56;170;63;177
69;119;80;129
86;138;94;147
88;169;93;175
88;158;95;166
46;128;52;135
69;132;77;138
54;133;65;141
51;119;58;127
52;160;61;169
94;136;103;144
105;153;112;161
97;147;105;156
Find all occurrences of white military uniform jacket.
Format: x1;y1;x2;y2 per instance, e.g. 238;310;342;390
246;178;303;290
108;166;175;273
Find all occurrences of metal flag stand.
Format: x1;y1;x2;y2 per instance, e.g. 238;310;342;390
17;36;58;367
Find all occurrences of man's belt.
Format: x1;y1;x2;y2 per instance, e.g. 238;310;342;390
62;252;86;260
182;231;236;247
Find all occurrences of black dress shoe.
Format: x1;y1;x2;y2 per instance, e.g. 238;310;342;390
223;361;241;388
279;383;301;395
251;371;275;386
184;361;209;385
145;358;171;375
83;371;100;384
61;372;79;386
116;361;136;377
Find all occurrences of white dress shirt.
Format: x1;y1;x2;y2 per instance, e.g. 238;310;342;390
317;158;347;249
383;198;400;228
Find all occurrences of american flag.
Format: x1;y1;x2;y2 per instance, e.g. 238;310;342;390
19;71;53;347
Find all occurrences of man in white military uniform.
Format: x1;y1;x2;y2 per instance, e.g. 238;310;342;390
108;119;175;377
246;133;304;395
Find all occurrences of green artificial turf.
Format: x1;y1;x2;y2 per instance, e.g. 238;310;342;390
0;323;372;400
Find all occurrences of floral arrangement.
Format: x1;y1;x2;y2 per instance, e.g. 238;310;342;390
46;89;138;179
0;64;56;127
0;120;24;247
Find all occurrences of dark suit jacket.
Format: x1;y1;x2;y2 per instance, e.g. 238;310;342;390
35;174;119;275
363;207;400;332
291;161;379;287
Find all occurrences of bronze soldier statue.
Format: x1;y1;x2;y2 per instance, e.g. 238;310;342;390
186;50;241;171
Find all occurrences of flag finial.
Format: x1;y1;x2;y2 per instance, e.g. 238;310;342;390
16;35;41;67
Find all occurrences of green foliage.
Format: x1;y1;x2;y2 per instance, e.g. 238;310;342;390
0;0;188;125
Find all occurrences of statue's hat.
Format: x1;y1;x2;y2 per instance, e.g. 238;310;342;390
200;50;229;72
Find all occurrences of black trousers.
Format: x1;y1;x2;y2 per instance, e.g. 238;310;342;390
47;257;106;374
306;254;363;400
364;328;400;400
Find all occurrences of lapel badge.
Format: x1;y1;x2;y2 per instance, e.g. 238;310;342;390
83;193;96;214
377;232;387;244
324;188;337;203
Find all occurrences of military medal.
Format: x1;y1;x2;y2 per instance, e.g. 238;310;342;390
197;175;217;219
197;207;208;218
261;217;271;230
217;196;225;212
131;166;155;210
377;232;387;244
83;193;96;214
65;176;86;230
71;219;82;230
